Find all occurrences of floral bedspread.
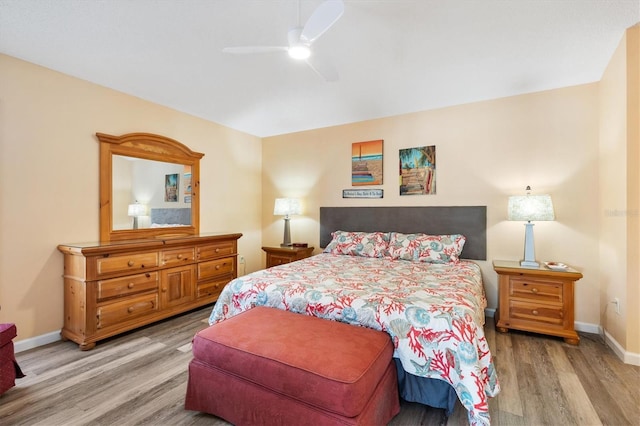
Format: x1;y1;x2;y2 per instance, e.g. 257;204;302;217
209;253;500;425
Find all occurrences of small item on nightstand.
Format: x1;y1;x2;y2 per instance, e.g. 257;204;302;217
544;261;568;271
292;243;308;248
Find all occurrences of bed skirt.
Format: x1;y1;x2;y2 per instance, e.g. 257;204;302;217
394;358;458;416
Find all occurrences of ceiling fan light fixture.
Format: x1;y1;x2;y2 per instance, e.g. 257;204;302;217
288;44;311;60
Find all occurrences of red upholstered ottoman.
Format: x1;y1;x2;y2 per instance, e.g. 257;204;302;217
185;307;400;425
1;323;24;396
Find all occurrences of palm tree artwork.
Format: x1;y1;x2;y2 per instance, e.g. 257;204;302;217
399;146;436;195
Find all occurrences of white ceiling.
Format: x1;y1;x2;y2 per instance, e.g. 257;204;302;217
1;0;638;137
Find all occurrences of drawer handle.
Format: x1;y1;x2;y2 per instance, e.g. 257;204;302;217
127;283;134;289
162;287;167;293
177;254;183;260
532;310;539;315
531;288;539;293
215;248;220;253
215;265;221;270
127;307;134;313
128;260;134;267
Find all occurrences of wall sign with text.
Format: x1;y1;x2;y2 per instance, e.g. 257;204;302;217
342;189;384;199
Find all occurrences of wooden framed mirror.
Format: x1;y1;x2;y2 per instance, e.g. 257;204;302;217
97;132;204;241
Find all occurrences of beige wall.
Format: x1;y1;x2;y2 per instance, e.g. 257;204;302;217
599;25;640;355
0;54;263;340
599;23;630;350
599;25;640;356
263;84;602;325
629;25;640;355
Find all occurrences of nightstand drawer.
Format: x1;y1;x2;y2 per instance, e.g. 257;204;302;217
510;278;562;303
269;254;293;267
262;246;315;268
510;300;564;325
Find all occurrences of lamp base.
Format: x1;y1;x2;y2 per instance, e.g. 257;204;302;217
519;222;539;269
519;260;540;268
280;217;292;247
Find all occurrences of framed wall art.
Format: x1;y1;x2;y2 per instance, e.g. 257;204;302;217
352;140;383;186
399;145;436;195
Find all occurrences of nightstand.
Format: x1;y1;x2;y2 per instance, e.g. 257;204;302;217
262;246;315;268
493;260;583;345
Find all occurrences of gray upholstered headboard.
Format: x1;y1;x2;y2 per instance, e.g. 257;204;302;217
319;206;486;260
150;208;191;226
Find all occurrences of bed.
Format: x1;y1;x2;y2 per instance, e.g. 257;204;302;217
209;206;499;425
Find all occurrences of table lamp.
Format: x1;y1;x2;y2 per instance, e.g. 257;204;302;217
273;198;302;247
508;186;555;268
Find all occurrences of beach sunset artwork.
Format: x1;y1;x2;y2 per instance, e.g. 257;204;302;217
399;145;436;195
352;140;383;186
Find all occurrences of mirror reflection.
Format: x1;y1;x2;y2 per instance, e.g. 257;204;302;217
112;155;193;230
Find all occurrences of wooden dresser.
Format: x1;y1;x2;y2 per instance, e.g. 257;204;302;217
262;246;315;268
58;233;241;350
493;260;583;345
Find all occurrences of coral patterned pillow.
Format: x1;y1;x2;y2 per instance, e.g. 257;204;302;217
388;233;466;263
323;231;390;258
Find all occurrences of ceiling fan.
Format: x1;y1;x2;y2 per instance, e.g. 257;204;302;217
222;0;345;82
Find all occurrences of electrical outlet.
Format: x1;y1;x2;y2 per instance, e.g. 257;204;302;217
613;298;620;314
239;255;245;264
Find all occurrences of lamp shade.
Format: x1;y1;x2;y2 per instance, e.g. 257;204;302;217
273;198;302;216
508;194;555;222
127;203;147;217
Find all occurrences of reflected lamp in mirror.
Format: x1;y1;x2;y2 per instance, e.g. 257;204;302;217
127;202;148;229
273;198;302;247
508;186;555;268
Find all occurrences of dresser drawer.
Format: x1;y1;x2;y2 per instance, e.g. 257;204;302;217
509;300;564;325
510;277;562;303
97;272;159;301
97;294;159;329
95;252;159;277
197;241;236;260
198;258;235;281
161;248;195;267
196;279;228;300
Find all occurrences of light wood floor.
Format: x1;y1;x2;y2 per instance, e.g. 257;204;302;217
1;306;638;425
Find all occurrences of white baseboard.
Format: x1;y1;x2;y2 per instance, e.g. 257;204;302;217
14;331;61;353
604;330;640;366
574;321;602;335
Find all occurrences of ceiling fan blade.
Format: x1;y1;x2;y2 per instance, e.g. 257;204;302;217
306;55;339;82
300;0;344;44
222;46;288;54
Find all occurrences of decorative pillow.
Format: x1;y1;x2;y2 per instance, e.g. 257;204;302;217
388;233;466;263
323;231;390;258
